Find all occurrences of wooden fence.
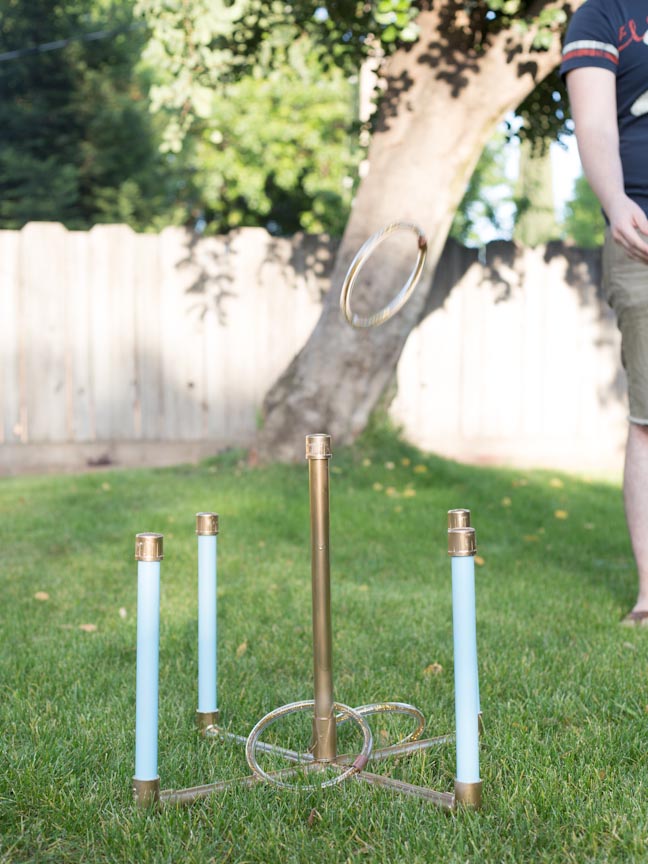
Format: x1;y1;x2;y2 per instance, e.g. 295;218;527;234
393;240;626;474
0;223;332;472
0;223;627;475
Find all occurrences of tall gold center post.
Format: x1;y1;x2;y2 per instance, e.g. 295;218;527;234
306;433;337;762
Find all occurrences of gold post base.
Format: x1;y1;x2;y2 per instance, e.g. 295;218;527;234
311;713;337;762
454;779;482;810
133;777;161;807
196;710;220;733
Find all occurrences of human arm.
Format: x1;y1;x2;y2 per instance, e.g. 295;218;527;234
567;66;648;263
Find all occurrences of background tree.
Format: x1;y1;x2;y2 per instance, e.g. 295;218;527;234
132;2;583;461
0;0;185;230
1;1;369;235
514;139;560;247
131;0;424;236
562;173;606;248
181;38;363;236
254;1;583;460
450;130;517;247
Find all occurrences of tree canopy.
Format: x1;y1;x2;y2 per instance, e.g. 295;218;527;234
136;0;573;154
1;0;577;235
562;173;606;248
0;0;184;230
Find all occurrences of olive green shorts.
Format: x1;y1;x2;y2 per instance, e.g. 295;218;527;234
603;228;648;424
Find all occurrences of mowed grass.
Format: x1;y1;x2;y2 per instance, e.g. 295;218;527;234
1;427;648;863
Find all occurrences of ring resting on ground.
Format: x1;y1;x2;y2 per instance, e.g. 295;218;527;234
245;699;426;791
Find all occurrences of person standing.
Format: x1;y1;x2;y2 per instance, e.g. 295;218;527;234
561;1;648;623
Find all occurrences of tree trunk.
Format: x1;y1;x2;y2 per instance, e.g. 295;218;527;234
514;139;560;246
257;0;581;462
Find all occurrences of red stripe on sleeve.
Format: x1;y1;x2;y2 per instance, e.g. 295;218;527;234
562;48;618;65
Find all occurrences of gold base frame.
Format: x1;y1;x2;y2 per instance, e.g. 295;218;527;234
136;436;482;812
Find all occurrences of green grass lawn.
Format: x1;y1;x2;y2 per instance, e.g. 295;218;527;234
1;427;647;863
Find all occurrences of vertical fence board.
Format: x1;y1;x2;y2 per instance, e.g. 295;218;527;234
20;223;69;442
159;228;206;440
458;269;483;439
200;235;233;441
110;226;138;439
89;225;138;439
225;229;267;439
520;250;545;437
0;231;21;444
542;254;580;439
479;277;523;439
134;233;163;439
65;230;94;441
88;225;111;439
254;236;283;409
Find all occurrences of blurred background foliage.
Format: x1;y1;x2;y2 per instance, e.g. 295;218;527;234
0;0;603;244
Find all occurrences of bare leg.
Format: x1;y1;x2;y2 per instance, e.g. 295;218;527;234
624;422;648;612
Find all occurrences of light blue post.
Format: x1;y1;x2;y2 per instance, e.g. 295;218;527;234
196;513;219;730
134;533;163;800
447;510;481;721
449;522;482;807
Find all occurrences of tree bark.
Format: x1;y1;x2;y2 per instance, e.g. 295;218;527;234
257;0;583;462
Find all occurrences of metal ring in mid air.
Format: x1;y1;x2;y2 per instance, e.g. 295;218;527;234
340;221;427;329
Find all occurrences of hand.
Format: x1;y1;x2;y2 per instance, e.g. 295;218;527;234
607;195;648;264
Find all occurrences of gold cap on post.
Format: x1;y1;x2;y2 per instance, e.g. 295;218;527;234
448;527;476;557
135;533;164;562
133;776;160;807
448;509;471;529
196;709;220;733
196;513;219;536
454;779;482;810
305;434;332;460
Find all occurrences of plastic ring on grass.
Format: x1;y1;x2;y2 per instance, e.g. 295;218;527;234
340;221;427;328
245;700;373;791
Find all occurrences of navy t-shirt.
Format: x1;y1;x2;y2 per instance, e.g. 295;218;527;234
560;0;648;216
